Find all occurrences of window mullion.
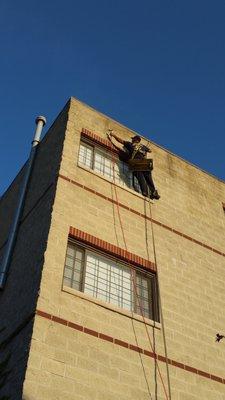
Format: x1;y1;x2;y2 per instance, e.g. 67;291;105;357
81;249;88;292
148;277;153;320
152;275;159;322
95;257;100;299
92;145;96;170
71;251;76;288
120;264;123;307
132;269;137;314
109;263;111;304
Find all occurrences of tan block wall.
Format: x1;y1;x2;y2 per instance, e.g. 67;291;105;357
23;98;225;399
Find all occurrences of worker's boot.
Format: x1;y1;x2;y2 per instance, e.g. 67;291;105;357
152;190;160;200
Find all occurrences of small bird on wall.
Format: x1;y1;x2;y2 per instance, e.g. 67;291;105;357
215;333;225;342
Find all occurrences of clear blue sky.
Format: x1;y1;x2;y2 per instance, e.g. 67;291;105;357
0;0;224;195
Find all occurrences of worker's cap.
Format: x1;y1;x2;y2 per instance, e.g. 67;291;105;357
131;135;141;141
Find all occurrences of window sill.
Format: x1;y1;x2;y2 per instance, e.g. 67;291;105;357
62;285;161;330
77;163;148;201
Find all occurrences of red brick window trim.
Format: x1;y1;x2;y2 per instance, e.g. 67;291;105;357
81;128;119;154
66;227;159;321
69;227;156;272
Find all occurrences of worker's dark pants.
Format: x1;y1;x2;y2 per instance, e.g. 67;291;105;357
133;171;156;196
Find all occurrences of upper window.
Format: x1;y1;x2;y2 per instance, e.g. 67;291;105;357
63;241;159;321
78;140;138;190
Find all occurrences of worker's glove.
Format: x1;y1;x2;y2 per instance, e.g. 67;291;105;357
107;130;113;139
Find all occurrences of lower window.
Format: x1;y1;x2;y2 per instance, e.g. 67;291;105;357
63;241;159;321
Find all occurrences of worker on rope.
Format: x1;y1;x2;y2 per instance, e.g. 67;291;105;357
107;131;160;200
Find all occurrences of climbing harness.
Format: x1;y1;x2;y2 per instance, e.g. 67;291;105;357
130;143;149;159
129;158;153;172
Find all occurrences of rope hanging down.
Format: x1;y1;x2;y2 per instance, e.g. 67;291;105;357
148;200;172;400
110;152;153;400
108;134;171;400
145;137;172;399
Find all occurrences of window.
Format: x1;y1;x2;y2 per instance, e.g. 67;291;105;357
63;241;159;321
78;140;134;189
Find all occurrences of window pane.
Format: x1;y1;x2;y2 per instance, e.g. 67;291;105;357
78;143;93;168
63;244;84;290
63;277;72;287
65;256;74;268
93;146;132;188
64;267;73;279
135;272;152;319
94;152;105;174
75;250;83;261
72;281;80;290
84;253;132;310
67;244;75;257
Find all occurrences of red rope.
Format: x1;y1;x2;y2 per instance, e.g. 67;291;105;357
110;148;169;400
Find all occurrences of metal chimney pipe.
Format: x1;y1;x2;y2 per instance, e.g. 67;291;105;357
0;116;46;289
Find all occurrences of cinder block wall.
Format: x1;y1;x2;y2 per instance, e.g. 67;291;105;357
0;103;69;399
6;98;225;400
23;98;225;400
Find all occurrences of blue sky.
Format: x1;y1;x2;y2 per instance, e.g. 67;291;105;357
0;0;224;195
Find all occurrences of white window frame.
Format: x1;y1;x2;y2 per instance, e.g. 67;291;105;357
78;139;138;190
63;240;159;321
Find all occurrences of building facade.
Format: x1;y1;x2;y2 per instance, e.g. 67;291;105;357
0;98;225;400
